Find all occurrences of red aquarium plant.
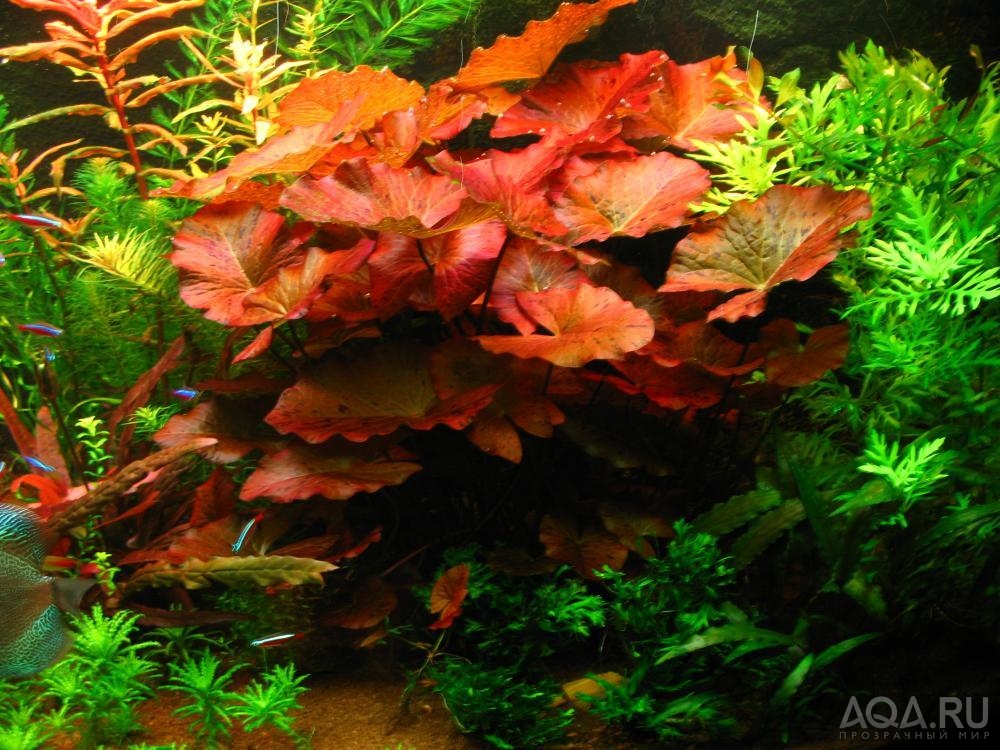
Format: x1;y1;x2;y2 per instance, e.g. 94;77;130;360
0;0;205;197
150;0;870;591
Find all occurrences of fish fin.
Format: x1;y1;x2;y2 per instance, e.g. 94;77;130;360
52;577;97;614
0;503;47;567
0;604;71;680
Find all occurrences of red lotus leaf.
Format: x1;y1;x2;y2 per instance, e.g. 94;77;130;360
171;202;313;326
323;577;398;629
154;398;273;463
430;340;563;462
539;513;628;579
428;563;470;630
305;266;378;324
662;186;872;322
162;117;360;201
610;356;729;410
166;515;243;563
489;237;589;334
583;260;675;330
276;66;424;131
418;82;490;141
622;52;764;150
241;245;344;324
552;152;710;244
190;468;238;528
478;284;654;368
598;501;673;558
760;320;850;387
281;159;467;234
370;221;507;320
449;0;637;92
266;341;499;443
647;321;762;375
492;51;664;142
239;441;421;502
429;143;569;239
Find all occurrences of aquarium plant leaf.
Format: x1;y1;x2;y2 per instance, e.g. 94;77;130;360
477;284;654;367
646;322;762;376
622;51;764;150
449;0;638;92
598;502;673;558
491;50;666;142
429;143;569;239
239;442;421;502
276;65;425;130
242;246;345;324
557;415;674;475
428;563;470;630
539;513;628;578
171;202;314;326
154;399;273;463
266;341;498;443
323;576;398;629
551;152;711;244
190;468;238;527
107;334;186;442
760;320;850;387
281;159;467;234
487;238;589;334
369;220;507;319
608;356;729;409
662;185;872;321
126;555;337;592
656;622;796;663
691;488;784;536
730;500;807;569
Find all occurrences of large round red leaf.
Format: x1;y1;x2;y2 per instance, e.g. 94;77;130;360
266;342;498;443
171;202;313;326
477;284;654;367
662;185;872;322
539;513;628;579
240;442;421;502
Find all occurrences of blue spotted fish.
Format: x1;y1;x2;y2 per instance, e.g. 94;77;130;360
0;503;94;679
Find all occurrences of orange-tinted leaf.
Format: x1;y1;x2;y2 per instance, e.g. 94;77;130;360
468;413;524;463
450;0;638;92
478;284;654;367
761;320;850;387
552;152;710;243
646;322;762;375
369;221;507;320
171;202;313;326
281;159;467;234
490;237;587;334
276;66;424;130
662;186;872;322
610;356;729;410
154;399;273;463
242;246;343;323
539;513;628;578
239;441;421;502
622;52;765;150
492;51;665;142
429;144;568;239
266;342;498;443
428;563;470;630
162;118;359;201
322;576;398;629
598;501;673;558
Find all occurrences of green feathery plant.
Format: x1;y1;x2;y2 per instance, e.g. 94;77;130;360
165;651;244;749
229;662;310;745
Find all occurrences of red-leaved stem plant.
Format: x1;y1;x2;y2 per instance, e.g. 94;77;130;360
0;0;205;197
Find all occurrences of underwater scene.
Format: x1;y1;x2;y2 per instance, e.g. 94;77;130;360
0;0;997;747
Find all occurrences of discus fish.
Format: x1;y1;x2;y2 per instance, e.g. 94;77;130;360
0;503;95;679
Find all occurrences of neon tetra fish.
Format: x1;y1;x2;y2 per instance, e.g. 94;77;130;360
0;503;95;679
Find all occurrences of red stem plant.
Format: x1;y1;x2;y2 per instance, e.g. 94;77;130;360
0;0;206;198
